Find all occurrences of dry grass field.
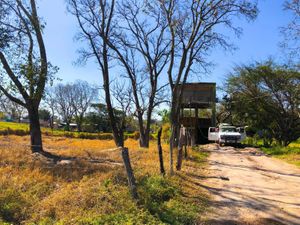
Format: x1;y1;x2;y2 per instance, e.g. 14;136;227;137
0;135;210;225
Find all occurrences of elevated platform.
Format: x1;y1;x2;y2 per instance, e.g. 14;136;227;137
178;82;216;144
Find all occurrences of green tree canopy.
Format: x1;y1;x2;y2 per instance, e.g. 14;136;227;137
225;61;300;146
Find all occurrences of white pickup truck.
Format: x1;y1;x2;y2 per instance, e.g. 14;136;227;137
208;124;246;146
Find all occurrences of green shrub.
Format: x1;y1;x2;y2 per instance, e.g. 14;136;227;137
0;189;29;224
138;175;198;224
98;133;114;140
162;124;171;143
139;176;178;204
14;129;29;136
0;128;29;136
261;146;300;156
78;210;163;225
149;133;157;140
78;133;97;140
159;199;198;225
124;131;140;140
64;132;75;138
0;130;9;136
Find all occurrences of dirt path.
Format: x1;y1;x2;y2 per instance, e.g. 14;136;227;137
202;144;300;225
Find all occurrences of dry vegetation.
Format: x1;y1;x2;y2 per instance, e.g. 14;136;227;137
0;135;210;224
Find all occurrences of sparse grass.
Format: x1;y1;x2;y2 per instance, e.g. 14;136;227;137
243;136;300;168
0;135;210;224
0;121;29;131
0;121;139;140
261;145;300;167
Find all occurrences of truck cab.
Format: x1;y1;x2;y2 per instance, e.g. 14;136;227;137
208;124;246;145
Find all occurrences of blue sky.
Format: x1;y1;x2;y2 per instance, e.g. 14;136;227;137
38;0;292;95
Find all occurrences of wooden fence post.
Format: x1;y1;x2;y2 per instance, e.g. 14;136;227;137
157;127;165;175
121;147;138;200
176;126;186;171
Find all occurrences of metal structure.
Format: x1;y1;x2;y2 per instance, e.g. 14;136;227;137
178;82;216;145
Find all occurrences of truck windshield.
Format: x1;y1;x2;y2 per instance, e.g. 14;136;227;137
221;127;237;132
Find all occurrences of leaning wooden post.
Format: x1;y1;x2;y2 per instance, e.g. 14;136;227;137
184;129;188;159
176;126;186;171
157;127;165;175
121;147;138;200
184;145;188;159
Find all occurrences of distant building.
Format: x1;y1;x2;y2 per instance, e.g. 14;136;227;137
178;82;216;145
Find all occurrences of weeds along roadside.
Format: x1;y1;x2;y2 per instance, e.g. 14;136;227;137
0;135;210;224
243;136;300;168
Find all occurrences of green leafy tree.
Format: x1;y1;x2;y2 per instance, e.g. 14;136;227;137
39;109;51;121
0;0;57;153
158;109;170;124
225;61;300;146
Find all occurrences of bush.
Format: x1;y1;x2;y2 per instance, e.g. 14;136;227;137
78;210;163;225
0;128;29;136
98;133;114;140
0;121;118;141
137;175;197;224
0;189;30;223
139;176;178;205
64;132;75;138
162;123;171;142
14;129;30;136
124;131;140;140
77;133;97;140
158;199;198;225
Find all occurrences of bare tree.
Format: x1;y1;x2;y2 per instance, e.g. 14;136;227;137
0;94;26;122
0;0;55;153
111;81;133;131
54;83;75;131
71;80;98;132
281;0;300;59
67;0;138;199
108;0;169;148
43;87;57;129
159;0;258;173
68;0;124;147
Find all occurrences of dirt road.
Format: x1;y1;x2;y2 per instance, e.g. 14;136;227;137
202;144;300;225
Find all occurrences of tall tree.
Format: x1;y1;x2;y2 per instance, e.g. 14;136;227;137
0;0;55;153
281;0;300;59
159;0;258;173
54;83;75;131
68;0;138;199
68;0;124;147
43;87;57;129
71;80;98;132
110;0;169;148
225;61;300;146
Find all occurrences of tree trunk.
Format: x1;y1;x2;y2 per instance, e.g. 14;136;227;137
176;126;186;171
121;147;138;200
169;106;180;174
157;127;165;175
184;145;188;159
176;147;183;171
77;120;82;132
114;131;124;147
139;133;149;148
169;124;175;175
28;106;43;153
65;121;70;131
76;115;84;132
